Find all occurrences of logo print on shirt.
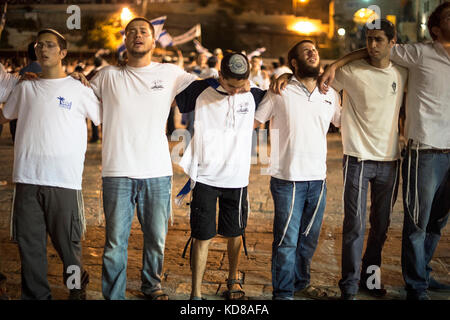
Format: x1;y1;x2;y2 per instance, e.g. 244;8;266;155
392;82;397;93
151;80;164;91
236;102;249;114
57;96;72;110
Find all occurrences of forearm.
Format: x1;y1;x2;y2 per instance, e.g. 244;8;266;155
253;119;262;130
330;48;368;69
0;108;11;124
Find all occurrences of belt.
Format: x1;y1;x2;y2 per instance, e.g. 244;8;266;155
407;140;450;153
417;149;450;154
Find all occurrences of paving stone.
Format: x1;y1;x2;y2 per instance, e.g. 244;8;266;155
0;132;448;301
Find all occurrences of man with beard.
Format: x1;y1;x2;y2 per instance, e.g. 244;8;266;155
89;17;197;300
330;20;407;300
254;40;341;300
319;2;450;300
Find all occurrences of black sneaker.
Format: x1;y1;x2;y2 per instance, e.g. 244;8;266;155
406;291;430;300
340;293;356;300
68;270;89;300
359;283;387;298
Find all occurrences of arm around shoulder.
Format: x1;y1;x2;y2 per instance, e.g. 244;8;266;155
0;108;11;124
319;48;368;93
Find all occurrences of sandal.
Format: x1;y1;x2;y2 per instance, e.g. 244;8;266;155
144;289;169;300
223;278;246;300
294;285;331;300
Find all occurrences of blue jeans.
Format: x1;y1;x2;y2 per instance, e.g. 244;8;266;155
401;148;450;296
339;156;400;295
270;177;327;300
101;176;172;300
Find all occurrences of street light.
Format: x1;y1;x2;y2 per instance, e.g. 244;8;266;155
337;28;346;36
290;21;317;35
120;7;133;26
353;8;379;25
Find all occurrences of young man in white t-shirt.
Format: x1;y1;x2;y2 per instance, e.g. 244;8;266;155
331;20;407;300
175;52;265;300
255;40;341;300
319;3;450;300
89;17;197;300
0;29;101;300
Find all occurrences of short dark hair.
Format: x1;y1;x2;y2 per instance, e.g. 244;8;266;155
125;17;155;37
287;40;315;73
94;57;103;68
37;29;67;50
427;2;450;40
220;52;250;80
27;41;37;61
363;19;397;41
207;56;218;68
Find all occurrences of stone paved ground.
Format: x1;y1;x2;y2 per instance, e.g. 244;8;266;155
0;126;448;300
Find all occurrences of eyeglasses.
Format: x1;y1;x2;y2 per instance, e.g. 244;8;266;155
34;42;59;50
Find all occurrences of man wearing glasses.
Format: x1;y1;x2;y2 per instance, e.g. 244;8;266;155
0;29;101;300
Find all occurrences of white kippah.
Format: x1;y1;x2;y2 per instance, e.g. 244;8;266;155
228;54;248;75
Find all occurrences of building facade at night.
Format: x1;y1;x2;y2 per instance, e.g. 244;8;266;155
0;1;448;58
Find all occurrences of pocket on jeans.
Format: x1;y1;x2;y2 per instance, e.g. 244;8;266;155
270;177;291;186
71;210;82;242
270;177;293;195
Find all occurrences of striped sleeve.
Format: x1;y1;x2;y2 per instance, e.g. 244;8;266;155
250;87;266;110
175;79;210;113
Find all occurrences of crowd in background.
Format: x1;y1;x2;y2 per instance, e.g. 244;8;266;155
1;43;300;142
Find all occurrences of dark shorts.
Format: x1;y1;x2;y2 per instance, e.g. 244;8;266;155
190;182;248;240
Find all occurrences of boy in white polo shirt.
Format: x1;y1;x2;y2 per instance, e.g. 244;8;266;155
0;29;101;300
255;40;341;300
89;17;197;300
176;52;265;300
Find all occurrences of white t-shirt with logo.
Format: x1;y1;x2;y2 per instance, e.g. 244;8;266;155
90;63;197;178
255;77;341;181
333;59;408;161
3;77;101;190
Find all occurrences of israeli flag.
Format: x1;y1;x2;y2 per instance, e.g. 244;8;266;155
158;30;173;48
150;15;166;40
175;179;196;207
193;39;212;57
